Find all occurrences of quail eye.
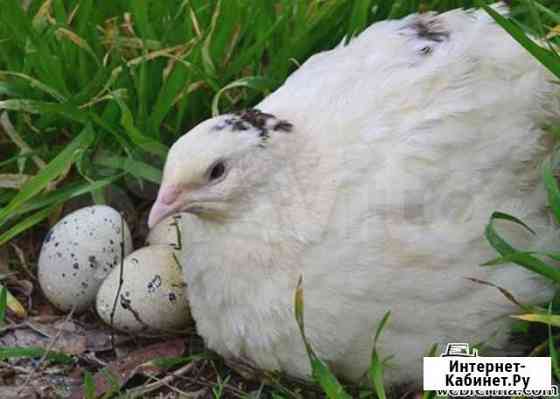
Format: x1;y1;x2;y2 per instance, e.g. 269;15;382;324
209;161;226;181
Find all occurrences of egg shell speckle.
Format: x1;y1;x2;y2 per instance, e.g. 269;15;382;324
38;205;133;313
95;245;190;333
146;213;185;250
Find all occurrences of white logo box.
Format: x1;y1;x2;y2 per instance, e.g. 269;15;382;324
423;357;551;391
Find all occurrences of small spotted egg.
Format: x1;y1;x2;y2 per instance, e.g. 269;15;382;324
38;205;133;313
95;245;190;333
146;213;185;250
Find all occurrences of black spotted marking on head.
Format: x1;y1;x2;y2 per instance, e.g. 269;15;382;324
273;120;293;132
212;108;293;145
237;109;275;130
409;17;450;43
44;229;54;243
420;46;433;56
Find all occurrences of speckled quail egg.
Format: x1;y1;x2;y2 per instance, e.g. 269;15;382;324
146;213;185;249
95;245;190;333
38;205;133;313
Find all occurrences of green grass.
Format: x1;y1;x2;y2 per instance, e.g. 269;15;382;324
2;0;560;397
0;285;6;326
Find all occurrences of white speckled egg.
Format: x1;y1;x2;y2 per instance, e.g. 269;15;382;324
38;205;133;313
95;245;190;333
146;213;185;249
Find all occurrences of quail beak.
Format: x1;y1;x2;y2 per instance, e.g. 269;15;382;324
148;184;182;228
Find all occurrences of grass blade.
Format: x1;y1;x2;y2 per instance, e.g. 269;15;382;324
369;311;390;399
149;354;206;369
0;126;95;227
83;371;96;399
512;313;560;327
0;204;58;246
482;4;560;78
0;285;6;325
0;282;26;318
211;76;275;116
94;155;162;184
484;212;560;283
115;97;168;157
548;303;560;381
131;0;157;40
543;157;560;224
0;99;89;123
0;346;73;364
0;71;67;101
348;0;374;38
294;276;352;399
14;177;119;217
